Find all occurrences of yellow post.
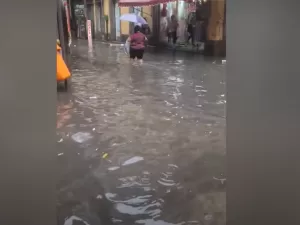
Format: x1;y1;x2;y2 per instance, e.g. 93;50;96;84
120;7;130;35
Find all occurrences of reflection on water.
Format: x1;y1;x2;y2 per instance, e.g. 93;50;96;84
57;41;226;225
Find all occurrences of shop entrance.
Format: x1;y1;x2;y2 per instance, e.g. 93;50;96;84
159;0;225;56
159;0;209;50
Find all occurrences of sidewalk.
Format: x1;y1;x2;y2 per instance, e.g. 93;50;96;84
161;41;205;54
84;39;226;64
93;38;204;53
87;38;225;61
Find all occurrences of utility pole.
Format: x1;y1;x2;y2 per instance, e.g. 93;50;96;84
93;0;97;36
83;0;88;39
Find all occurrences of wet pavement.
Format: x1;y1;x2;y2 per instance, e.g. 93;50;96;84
57;40;226;225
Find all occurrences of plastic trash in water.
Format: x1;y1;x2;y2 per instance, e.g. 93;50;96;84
64;216;90;225
110;43;124;47
102;153;108;159
204;214;213;221
222;59;226;64
71;132;93;143
89;96;97;99
122;156;144;166
108;166;120;171
96;194;103;199
213;176;226;184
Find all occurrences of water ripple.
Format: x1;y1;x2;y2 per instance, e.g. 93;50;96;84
57;41;226;225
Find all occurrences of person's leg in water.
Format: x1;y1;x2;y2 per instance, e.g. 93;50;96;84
187;33;191;44
172;31;177;49
129;48;136;62
191;28;195;46
167;31;171;43
187;24;192;44
136;49;144;64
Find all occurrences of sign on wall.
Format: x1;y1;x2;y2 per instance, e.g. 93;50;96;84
87;20;93;48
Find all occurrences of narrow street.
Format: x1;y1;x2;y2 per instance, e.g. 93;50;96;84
57;40;226;225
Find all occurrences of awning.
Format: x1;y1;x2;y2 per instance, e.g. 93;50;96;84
118;0;175;7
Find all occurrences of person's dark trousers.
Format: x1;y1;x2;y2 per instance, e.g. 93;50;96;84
171;31;177;44
187;24;194;45
187;31;194;45
167;32;171;43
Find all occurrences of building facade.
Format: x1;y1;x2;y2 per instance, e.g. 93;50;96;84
69;0;154;42
68;0;225;56
58;0;72;65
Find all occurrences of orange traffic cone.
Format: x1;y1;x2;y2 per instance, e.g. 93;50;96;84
57;44;71;81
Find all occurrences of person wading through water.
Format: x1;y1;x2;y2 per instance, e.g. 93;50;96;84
127;25;148;64
168;15;179;48
187;12;196;46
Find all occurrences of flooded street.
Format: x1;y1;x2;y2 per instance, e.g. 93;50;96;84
57;40;226;225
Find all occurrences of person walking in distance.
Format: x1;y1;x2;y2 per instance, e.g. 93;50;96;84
127;25;147;64
170;15;179;47
141;17;151;35
187;12;196;46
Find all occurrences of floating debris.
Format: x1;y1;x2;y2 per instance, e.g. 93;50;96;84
96;194;103;199
102;153;108;159
108;166;120;171
122;156;144;166
213;176;226;184
168;164;178;169
71;132;93;143
204;213;213;221
63;216;90;225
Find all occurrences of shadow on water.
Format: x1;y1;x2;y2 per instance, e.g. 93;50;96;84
57;40;226;225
